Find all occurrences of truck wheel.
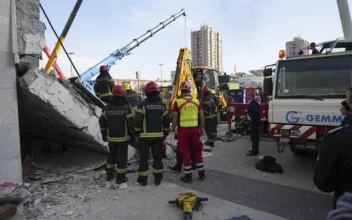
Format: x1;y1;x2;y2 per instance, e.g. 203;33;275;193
290;144;304;155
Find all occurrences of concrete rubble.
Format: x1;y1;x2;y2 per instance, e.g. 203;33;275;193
8;144;178;219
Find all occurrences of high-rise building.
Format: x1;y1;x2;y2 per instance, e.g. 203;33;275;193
191;25;223;73
285;36;310;57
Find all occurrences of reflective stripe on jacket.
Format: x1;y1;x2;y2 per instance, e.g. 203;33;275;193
176;97;200;127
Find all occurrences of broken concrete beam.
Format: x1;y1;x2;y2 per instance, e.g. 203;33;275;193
18;69;108;153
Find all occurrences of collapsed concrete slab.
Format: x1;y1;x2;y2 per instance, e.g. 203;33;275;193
15;0;112;154
18;69;108;153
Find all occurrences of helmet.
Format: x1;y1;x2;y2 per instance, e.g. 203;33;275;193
180;81;192;91
112;85;125;97
202;86;210;95
228;97;234;104
124;83;131;90
145;81;159;94
210;89;216;95
100;65;108;71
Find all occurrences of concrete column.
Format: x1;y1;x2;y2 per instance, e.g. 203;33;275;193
0;0;22;183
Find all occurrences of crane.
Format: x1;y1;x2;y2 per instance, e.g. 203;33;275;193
79;9;186;94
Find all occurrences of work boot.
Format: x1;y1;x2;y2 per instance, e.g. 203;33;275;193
154;173;163;186
204;141;214;148
180;173;192;183
137;176;148;186
105;168;115;181
198;170;206;181
116;173;128;185
162;152;167;159
169;164;182;173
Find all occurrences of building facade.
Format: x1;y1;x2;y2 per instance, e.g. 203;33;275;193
285;37;310;57
191;25;223;73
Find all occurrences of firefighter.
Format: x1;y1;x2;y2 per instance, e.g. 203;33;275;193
99;85;135;184
202;86;214;147
172;81;205;183
210;89;220;140
135;81;170;186
94;65;115;104
124;83;139;110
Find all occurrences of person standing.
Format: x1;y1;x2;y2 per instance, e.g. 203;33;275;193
99;85;135;184
202;86;214;147
135;81;170;186
340;100;352;126
172;81;205;183
124;83;139;110
94;65;115;104
313;125;352;209
247;92;260;156
210;89;220;139
310;42;320;55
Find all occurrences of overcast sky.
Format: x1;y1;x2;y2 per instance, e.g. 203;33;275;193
39;0;347;81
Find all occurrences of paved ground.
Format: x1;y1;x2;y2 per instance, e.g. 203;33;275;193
14;124;332;220
80;176;287;220
77;124;332;220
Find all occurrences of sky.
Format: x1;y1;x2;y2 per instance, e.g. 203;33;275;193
39;0;347;81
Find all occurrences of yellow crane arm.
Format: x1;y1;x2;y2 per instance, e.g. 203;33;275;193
170;48;197;108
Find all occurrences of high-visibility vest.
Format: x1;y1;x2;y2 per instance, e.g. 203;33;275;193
176;97;200;127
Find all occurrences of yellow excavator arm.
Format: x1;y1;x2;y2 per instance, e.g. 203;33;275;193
170;48;197;109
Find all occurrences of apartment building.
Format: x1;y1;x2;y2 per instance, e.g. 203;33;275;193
191;25;223;73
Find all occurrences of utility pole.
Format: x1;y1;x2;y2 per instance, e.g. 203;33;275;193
68;52;74;77
159;64;163;87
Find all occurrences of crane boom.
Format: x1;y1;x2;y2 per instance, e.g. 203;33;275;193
337;0;352;39
80;8;186;93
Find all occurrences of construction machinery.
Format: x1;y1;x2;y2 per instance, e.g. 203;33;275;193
168;192;208;220
169;49;227;118
79;9;186;94
44;0;84;75
227;0;352;153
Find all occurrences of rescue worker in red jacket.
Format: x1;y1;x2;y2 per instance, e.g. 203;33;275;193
94;65;115;104
99;85;135;184
172;81;205;183
135;81;170;186
202;86;215;147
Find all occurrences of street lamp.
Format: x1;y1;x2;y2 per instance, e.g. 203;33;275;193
159;64;163;87
68;52;74;77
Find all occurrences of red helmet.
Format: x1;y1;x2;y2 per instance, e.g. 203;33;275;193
145;81;159;94
112;85;125;97
228;97;234;104
202;86;210;95
180;81;192;91
100;65;108;71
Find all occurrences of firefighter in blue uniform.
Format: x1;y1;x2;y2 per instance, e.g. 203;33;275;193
313;123;352;209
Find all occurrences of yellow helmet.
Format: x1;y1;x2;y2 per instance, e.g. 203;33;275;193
210;89;216;95
124;83;131;90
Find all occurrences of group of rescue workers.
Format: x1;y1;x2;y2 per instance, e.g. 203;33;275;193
94;65;221;186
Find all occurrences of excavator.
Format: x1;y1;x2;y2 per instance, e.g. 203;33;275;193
169;48;227;118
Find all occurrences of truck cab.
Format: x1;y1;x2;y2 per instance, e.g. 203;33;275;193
263;39;352;152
